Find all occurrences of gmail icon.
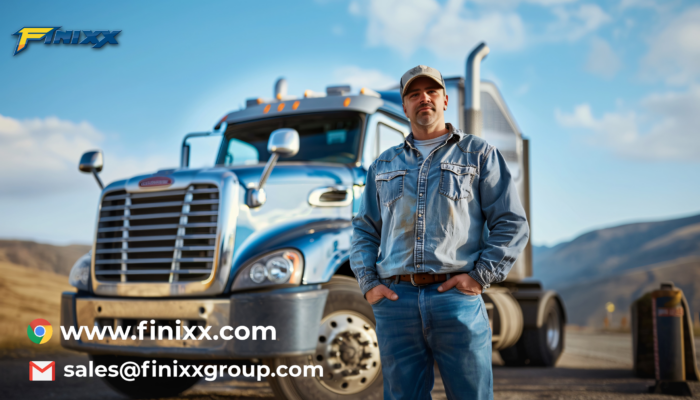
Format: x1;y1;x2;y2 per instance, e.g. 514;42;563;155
29;361;55;381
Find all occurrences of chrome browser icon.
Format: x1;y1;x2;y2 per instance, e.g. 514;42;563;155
27;319;52;344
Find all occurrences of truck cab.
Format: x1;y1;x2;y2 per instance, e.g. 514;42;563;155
63;43;565;400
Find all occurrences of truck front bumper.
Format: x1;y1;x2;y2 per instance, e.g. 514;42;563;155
60;287;328;360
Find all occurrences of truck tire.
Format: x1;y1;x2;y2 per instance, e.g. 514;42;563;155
498;297;564;367
90;355;201;399
265;275;383;400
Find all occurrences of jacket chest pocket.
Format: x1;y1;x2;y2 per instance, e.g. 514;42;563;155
439;163;476;200
375;170;406;206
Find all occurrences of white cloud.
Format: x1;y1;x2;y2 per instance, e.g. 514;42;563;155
426;2;526;57
0;114;171;197
464;0;577;6
333;65;398;90
353;0;442;57
555;86;700;161
642;7;700;85
349;0;525;58
546;3;611;41
529;0;577;4
350;0;610;58
619;0;661;10
585;37;622;78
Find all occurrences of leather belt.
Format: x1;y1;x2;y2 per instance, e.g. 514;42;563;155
391;273;451;286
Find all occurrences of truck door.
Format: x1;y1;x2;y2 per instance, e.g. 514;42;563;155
354;112;409;216
361;112;408;168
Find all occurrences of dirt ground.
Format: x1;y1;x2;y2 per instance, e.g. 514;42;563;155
1;331;698;399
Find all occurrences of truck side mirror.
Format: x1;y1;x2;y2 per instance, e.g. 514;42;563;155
267;128;300;157
79;150;104;189
247;128;300;208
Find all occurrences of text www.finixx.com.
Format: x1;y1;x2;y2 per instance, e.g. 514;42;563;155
60;321;275;341
64;360;322;381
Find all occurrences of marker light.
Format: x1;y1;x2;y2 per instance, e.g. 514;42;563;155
360;87;381;98
304;90;325;98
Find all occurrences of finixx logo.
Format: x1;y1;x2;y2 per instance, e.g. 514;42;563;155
12;27;120;55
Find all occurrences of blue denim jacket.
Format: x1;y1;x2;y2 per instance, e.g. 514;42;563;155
350;123;530;296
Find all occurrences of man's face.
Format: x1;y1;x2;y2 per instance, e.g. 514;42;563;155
402;77;448;127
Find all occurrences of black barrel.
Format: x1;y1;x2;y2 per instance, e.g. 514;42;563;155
651;283;685;381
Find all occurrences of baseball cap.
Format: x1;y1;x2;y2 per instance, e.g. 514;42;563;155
400;65;446;100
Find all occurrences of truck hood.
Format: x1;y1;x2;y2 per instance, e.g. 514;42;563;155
102;162;354;194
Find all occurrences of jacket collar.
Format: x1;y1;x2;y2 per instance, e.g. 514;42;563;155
400;123;466;151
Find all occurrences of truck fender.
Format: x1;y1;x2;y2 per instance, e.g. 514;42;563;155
512;289;567;329
226;218;352;291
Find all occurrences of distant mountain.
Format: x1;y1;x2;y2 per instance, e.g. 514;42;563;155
556;256;700;327
0;240;91;276
532;214;700;328
533;214;700;289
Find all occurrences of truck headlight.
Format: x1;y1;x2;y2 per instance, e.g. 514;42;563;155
266;256;293;283
233;249;303;291
69;251;91;291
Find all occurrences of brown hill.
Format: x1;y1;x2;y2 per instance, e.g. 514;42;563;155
557;256;700;328
0;261;75;351
533;213;700;289
532;213;700;328
0;240;91;276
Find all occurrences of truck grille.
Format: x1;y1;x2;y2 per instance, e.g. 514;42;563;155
94;184;219;283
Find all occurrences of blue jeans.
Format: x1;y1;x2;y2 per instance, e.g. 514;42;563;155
371;279;493;400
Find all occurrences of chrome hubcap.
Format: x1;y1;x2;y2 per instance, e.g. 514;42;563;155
314;311;381;394
546;309;560;351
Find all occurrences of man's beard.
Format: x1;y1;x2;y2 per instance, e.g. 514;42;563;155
415;105;436;126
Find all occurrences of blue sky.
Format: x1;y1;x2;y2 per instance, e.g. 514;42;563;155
1;0;699;247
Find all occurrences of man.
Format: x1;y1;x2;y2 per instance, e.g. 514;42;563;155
350;65;529;400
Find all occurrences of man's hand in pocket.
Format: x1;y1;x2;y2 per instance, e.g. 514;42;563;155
437;274;482;295
366;284;399;304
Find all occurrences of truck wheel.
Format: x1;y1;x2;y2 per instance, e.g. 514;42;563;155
265;275;383;400
499;297;564;367
90;355;201;399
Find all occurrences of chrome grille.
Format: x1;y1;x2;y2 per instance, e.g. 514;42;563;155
94;184;220;283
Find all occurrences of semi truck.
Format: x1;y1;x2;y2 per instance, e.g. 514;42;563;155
62;42;566;399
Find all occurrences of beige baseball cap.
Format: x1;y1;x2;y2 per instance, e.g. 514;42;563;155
400;65;446;100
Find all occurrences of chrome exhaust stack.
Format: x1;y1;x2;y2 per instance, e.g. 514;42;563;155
464;42;490;137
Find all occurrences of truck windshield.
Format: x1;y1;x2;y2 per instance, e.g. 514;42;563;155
218;112;362;165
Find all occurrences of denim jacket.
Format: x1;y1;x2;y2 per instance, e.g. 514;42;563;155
350;123;530;296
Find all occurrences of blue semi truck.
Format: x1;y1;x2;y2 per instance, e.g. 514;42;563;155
62;43;566;399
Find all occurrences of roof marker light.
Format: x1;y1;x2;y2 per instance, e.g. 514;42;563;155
343;97;351;107
263;104;271;114
257;98;265;105
292;101;300;110
277;103;285;112
304;89;325;98
360;87;381;98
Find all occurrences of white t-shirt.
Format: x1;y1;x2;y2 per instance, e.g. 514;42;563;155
413;133;449;157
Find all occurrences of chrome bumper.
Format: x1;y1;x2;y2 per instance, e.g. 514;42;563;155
60;287;328;360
